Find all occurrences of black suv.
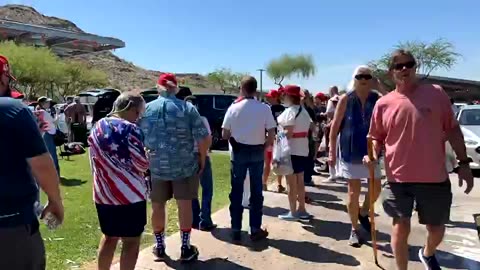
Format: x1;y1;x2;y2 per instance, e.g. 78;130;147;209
140;88;237;148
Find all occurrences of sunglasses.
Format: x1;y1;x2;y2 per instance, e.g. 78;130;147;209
393;61;416;71
354;74;373;80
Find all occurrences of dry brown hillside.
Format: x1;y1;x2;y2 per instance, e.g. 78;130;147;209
0;4;218;92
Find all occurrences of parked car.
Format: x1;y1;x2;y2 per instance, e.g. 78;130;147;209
140;88;237;148
78;88;121;128
457;105;480;169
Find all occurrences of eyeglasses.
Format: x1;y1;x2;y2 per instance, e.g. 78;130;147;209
393;61;416;71
354;74;373;80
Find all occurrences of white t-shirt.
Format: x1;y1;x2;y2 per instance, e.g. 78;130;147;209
222;99;276;145
38;110;56;135
277;105;312;156
194;116;211;155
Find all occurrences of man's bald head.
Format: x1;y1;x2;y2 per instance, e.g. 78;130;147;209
241;76;257;96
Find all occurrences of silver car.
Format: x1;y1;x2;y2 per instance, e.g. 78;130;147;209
457;105;480;169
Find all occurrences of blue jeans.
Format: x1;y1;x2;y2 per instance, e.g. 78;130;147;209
229;149;264;233
192;156;214;227
43;133;60;176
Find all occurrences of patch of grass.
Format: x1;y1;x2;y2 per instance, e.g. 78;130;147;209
40;152;231;270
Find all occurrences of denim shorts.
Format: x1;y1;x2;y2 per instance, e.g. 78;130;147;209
382;180;452;225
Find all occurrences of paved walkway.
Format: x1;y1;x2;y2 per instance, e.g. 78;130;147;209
113;175;480;269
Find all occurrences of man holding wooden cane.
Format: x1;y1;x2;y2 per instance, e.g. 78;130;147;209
364;49;474;270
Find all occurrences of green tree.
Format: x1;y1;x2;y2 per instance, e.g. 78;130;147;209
266;54;316;86
207;68;248;93
369;38;461;89
207;68;230;93
227;72;249;92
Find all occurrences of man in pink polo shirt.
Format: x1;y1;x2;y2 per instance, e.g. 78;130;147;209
365;49;474;270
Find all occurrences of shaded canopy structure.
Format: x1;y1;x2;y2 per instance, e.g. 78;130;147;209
0;19;125;56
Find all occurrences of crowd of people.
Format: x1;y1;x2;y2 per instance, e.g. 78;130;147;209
0;49;476;270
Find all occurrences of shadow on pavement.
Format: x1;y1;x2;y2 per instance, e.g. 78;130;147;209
310;200;348;213
60;177;87;187
210;228;360;266
263;206;289;217
268;238;360;266
377;243;480;269
302;219;391;242
164;257;253;270
211;227;268;252
446;220;477;230
306;191;341;202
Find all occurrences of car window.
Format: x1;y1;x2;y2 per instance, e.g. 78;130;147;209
459;109;480;125
195;96;211;113
214;96;236;110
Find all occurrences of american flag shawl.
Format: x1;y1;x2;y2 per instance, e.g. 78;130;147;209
88;117;149;205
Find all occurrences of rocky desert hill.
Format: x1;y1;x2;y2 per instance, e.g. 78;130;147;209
0;4;217;92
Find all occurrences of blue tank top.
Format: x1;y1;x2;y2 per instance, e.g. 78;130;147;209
339;91;379;163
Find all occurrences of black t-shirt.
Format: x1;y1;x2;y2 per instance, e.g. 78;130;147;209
270;104;285;123
0;98;47;227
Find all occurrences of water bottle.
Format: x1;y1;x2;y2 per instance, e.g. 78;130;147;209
33;202;61;230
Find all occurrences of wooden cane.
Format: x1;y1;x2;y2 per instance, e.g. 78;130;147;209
367;136;379;266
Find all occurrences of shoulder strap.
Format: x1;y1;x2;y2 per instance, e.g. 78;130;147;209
295;106;303;119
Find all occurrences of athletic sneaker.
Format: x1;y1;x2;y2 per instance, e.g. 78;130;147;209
277;185;286;193
152;245;167;261
298;211;313;220
348;230;363;248
180;245;199;262
278;212;299;221
418;247;441;270
358;213;372;234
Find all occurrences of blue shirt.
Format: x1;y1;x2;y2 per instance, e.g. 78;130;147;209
339;91;379;163
139;93;209;181
0;98;47;227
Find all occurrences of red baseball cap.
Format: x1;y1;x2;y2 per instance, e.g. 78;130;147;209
0;55;16;81
157;73;178;88
315;92;328;101
265;89;279;99
283;85;301;97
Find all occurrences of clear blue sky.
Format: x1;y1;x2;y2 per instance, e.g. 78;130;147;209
4;0;480;93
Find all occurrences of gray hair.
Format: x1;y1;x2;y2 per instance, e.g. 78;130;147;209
110;91;145;115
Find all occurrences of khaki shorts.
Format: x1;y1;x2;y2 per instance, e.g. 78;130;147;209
150;175;199;203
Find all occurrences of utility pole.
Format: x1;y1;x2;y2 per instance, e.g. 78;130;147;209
257;68;265;94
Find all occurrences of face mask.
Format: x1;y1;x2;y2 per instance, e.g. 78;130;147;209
283;100;293;107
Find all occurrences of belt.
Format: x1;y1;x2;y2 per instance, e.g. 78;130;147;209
292;132;308;138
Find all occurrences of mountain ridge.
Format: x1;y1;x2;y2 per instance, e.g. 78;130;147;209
0;4;217;92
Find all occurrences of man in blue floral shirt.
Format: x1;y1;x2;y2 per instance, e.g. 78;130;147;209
139;73;210;262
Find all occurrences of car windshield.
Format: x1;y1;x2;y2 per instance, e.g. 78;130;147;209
459;109;480;125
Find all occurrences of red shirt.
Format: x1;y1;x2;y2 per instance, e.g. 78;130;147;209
369;84;457;183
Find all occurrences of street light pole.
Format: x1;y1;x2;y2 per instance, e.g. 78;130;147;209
257;68;265;94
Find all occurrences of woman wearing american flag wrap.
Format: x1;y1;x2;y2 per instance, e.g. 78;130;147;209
88;91;149;270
